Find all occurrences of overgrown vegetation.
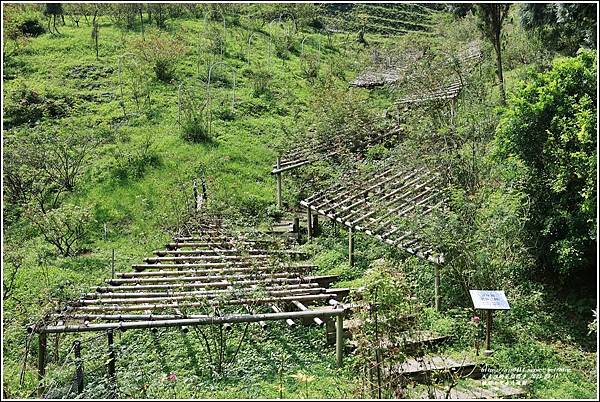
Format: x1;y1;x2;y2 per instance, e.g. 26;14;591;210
2;2;597;400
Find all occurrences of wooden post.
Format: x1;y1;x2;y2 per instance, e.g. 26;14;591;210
276;158;282;209
37;332;47;397
111;249;115;280
107;330;115;379
193;181;199;211
336;314;344;368
484;310;493;356
53;333;59;362
434;264;440;311
450;97;457;127
74;340;84;394
312;214;319;236
292;217;299;233
306;207;312;240
348;227;354;267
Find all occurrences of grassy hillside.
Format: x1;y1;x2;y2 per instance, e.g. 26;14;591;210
2;3;597;400
2;5;394;398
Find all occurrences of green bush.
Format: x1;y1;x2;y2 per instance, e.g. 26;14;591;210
250;67;273;97
495;50;597;277
28;204;95;257
5;83;73;126
3;6;45;40
130;32;188;82
110;136;162;181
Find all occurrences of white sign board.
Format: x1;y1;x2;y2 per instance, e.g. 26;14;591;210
469;290;510;310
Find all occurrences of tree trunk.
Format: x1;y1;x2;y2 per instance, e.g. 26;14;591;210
494;31;506;105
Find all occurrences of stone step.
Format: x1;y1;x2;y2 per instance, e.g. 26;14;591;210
392;355;482;384
419;379;527;399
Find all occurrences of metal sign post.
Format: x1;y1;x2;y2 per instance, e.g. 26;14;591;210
469;290;510;356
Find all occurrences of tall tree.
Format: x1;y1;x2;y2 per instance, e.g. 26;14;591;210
475;4;511;105
44;3;63;35
519;3;597;56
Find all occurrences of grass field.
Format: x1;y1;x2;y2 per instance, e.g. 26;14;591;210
2;4;597;399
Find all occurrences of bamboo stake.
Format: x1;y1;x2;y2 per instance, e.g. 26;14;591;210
336;313;344;368
276;158;282;208
348;227;355;267
37;333;47;396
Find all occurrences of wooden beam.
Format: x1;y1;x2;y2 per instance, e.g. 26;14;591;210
66;293;339;313
85;283;322;299
37;308;346;334
292;300;323;325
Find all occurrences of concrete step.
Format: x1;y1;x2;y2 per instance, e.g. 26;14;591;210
392;355;482;384
419;379;527;399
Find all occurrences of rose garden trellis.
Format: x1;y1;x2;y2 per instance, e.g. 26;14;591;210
300;163;447;311
269;43;485;316
30;220;350;396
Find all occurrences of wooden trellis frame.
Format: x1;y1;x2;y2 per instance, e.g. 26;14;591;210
30;222;350;396
300;164;446;308
396;81;462;105
272;128;402;208
352;41;482;89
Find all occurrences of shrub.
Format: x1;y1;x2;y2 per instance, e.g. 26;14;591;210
300;53;320;83
250;67;273;97
130;32;187;82
110;135;161;181
178;84;211;142
3;6;45;40
5;83;73;127
16;16;45;37
495;50;597;277
29;204;95;257
206;26;226;56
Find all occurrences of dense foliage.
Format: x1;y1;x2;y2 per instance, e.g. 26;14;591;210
495;50;597;278
519;3;597;56
1;3;597;399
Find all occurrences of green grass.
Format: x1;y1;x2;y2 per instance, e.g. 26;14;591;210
2;10;393;398
3;6;598;400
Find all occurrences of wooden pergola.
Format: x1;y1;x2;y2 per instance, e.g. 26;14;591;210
30;221;350;396
272;128;401;208
300;164;446;307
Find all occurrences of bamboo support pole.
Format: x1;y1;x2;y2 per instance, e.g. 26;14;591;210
107;271;297;285
84;283;322;299
107;329;115;380
336;313;344;368
74;340;83;394
276;158;282;208
312;214;319;236
348;227;355;267
132;262;257;271
37;308;345;334
434;264;440;311
292;300;323;325
152;249;307;257
80;287;327;305
37;332;47;396
271;305;295;327
144;254;270;263
66;293;339;313
96;275;337;292
306;207;312;240
119;265;315;278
